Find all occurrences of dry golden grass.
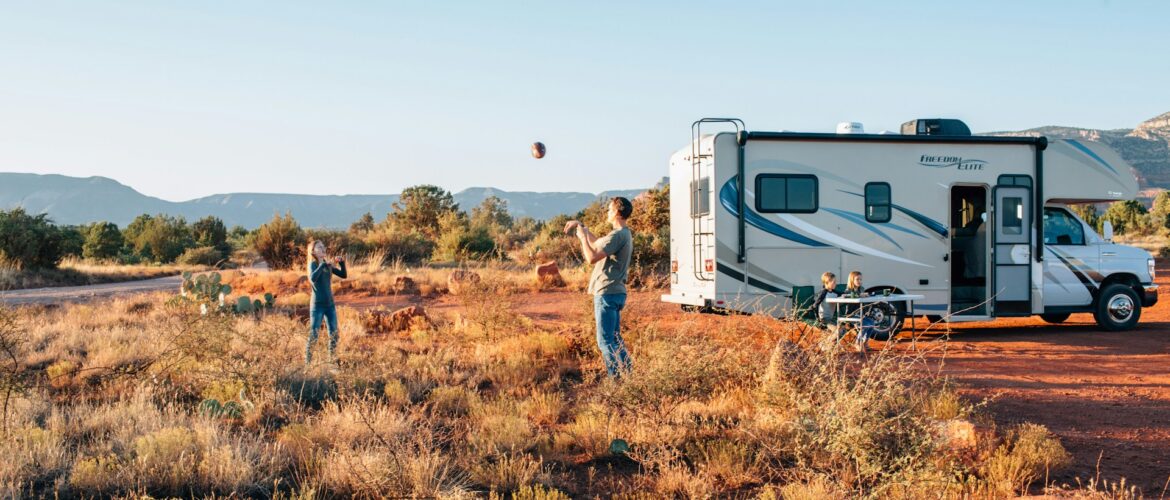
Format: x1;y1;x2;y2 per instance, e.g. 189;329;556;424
0;268;1125;498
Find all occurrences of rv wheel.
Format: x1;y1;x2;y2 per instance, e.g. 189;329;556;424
1093;284;1141;331
866;301;905;341
1040;313;1071;324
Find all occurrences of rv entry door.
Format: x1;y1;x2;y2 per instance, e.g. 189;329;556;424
992;185;1033;315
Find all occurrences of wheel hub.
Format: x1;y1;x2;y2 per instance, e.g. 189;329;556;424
1107;295;1135;323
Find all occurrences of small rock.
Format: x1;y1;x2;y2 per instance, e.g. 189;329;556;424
934;418;990;459
535;261;566;288
362;306;429;334
447;270;481;295
393;276;418;295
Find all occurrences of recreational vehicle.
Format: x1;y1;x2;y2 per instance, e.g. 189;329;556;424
661;118;1158;336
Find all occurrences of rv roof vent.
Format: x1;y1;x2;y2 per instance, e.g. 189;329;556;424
901;118;971;136
836;122;865;134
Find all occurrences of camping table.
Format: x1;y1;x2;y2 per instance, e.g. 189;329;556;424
825;294;926;345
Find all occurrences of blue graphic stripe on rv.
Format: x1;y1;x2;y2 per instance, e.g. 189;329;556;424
719;178;829;247
838;189;947;238
716;262;786;294
1066;139;1119;175
821;208;903;250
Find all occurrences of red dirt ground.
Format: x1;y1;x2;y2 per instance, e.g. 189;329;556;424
334;265;1170;494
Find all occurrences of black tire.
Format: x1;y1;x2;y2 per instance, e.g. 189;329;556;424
681;305;699;313
1093;284;1141;331
866;301;905;341
1040;313;1071;324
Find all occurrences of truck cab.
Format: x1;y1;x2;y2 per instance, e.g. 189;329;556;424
1041;203;1157;330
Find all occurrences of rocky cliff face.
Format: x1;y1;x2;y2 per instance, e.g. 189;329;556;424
986;112;1170;189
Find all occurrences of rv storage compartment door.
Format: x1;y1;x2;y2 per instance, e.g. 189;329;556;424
992;185;1033;315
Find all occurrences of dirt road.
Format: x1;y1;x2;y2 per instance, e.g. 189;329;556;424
0;275;182;305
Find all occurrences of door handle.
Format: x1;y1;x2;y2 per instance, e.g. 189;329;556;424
1102;252;1117;257
943;254;949;262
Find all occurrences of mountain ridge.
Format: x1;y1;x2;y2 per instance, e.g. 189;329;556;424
0;172;646;229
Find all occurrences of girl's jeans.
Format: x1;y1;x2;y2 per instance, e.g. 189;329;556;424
594;293;632;378
307;303;338;363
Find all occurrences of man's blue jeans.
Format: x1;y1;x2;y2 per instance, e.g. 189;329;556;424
307;302;338;363
594;293;632;377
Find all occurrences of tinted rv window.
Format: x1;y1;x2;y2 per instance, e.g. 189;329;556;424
1002;197;1024;235
1043;208;1085;245
690;177;710;216
864;183;891;223
756;174;818;213
998;175;1033;188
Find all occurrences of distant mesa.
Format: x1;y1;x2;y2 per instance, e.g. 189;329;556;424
0;172;645;229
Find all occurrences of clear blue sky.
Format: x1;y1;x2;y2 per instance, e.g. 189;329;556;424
1;1;1167;201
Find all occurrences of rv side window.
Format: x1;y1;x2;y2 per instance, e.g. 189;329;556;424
997;175;1033;188
1002;197;1024;235
864;182;891;223
690;177;710;216
756;174;818;213
1043;208;1085;245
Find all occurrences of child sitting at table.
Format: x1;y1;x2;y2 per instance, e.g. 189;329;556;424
810;272;839;332
845;271;875;351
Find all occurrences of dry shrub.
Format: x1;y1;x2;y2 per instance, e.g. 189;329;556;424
0;426;71;490
684;437;761;490
981;423;1072;495
470;398;537;454
427;385;477;418
562;403;613;458
469;451;545;492
752;338;948;493
491;484;572;500
382;379;410;407
520;390;565;428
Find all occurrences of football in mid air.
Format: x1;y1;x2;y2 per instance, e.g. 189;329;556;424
531;142;546;159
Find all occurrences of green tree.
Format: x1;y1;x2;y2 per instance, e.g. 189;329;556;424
628;186;669;234
389;185;459;238
253;213;306;270
0;208;63;269
1069;204;1101;233
349;212;375;235
83;222;124;260
470;196;513;231
1101;200;1149;235
435;211;495;261
192;216;229;254
59;226;86;258
1149;191;1170;232
227;225;251;251
124;214;192;263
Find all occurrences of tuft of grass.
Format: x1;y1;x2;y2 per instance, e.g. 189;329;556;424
982;423;1072;495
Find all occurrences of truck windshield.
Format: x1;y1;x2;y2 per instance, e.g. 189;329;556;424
1043;208;1085;245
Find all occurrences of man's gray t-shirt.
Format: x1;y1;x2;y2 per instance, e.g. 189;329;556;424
588;226;632;296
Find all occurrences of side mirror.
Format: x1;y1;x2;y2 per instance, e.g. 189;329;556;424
1102;220;1113;242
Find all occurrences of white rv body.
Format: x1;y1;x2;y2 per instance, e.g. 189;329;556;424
662;120;1157;332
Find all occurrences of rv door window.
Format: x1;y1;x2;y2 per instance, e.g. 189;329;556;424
1002;197;1024;235
690;177;710;216
1043;207;1085;245
864;182;891;223
756;174;818;213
